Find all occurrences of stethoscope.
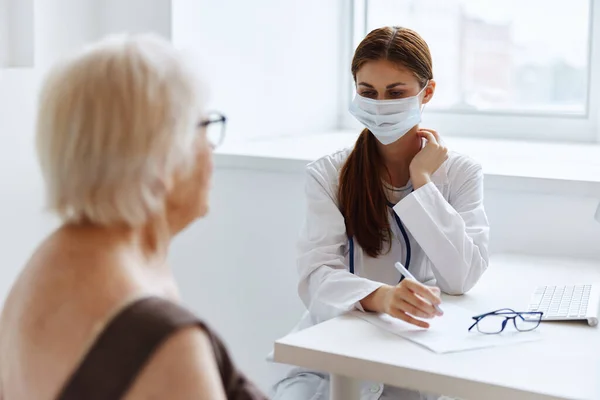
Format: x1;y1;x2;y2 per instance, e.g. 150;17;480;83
348;202;412;283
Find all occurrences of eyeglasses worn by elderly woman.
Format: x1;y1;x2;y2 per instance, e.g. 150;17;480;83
199;111;227;148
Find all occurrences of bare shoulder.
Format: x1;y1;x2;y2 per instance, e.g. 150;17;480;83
124;326;226;400
0;228;153;399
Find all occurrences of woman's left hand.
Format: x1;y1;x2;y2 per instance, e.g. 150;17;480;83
409;129;448;189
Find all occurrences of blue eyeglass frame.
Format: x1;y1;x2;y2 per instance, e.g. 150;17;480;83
468;308;544;334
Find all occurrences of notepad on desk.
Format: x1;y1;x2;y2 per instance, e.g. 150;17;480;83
352;303;541;354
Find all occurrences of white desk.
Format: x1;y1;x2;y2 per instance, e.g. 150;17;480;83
274;255;600;400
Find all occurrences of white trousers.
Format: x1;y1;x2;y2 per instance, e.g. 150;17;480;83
271;371;449;400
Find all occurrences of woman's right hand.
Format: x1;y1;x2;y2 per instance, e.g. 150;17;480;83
365;280;443;328
409;129;449;190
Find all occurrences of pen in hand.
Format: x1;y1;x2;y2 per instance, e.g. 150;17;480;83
394;262;444;315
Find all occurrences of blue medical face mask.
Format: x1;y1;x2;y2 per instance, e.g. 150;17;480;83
349;85;427;145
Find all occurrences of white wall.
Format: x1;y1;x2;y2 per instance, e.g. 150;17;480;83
172;0;343;142
35;0;102;67
486;190;600;259
0;0;34;68
0;0;8;66
35;0;172;68
6;0;34;67
3;0;600;394
99;0;171;39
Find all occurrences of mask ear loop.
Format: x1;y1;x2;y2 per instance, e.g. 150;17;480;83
418;80;430;150
420;79;433;111
419;80;430;105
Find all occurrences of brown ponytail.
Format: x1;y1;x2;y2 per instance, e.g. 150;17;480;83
338;26;433;258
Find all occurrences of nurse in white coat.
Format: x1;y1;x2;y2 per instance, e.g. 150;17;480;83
270;26;490;400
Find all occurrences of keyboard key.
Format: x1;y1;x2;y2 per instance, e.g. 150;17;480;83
529;284;597;321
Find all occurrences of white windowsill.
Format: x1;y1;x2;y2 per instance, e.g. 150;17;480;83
214;131;600;198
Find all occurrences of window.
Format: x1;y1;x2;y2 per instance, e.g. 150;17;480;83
346;0;600;142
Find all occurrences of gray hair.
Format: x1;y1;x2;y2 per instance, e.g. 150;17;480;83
36;33;204;227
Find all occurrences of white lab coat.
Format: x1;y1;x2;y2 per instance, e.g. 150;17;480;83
269;148;490;400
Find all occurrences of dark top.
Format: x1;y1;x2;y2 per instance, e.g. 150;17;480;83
56;296;268;399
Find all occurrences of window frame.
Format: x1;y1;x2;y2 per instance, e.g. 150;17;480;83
340;0;600;143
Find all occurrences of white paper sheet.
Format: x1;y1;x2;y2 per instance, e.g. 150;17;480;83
352;303;542;353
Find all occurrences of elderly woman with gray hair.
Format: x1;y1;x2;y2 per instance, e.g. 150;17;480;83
0;34;266;400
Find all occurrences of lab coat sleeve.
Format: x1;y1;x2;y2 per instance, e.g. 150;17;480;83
297;167;384;320
393;161;490;295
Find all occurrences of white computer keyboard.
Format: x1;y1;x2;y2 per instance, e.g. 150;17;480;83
527;284;600;327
